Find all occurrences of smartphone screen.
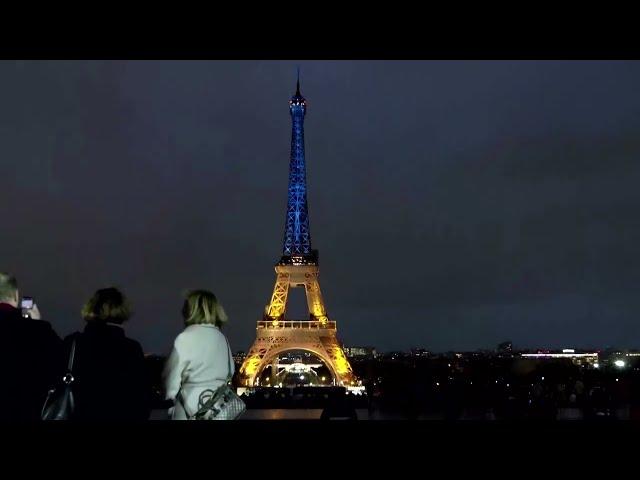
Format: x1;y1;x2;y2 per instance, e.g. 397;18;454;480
21;297;33;309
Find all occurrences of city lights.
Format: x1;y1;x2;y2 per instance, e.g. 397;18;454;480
614;360;626;368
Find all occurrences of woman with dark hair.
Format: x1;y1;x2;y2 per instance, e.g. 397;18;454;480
60;287;151;421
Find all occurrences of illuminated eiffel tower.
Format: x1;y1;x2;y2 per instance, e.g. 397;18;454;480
238;74;360;391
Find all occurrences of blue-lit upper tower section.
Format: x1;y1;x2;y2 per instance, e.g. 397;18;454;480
280;75;317;265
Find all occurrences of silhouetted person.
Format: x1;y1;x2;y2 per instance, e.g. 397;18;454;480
0;272;62;421
320;391;358;420
363;377;375;417
60;287;150;421
586;383;610;420
406;380;427;420
444;379;464;420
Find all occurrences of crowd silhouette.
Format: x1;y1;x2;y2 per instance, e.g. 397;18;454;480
0;272;235;422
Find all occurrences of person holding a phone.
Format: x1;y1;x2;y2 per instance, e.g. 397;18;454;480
20;296;40;319
0;272;63;421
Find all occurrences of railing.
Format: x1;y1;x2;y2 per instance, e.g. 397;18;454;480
256;320;336;330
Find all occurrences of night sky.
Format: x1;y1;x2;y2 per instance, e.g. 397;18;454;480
2;60;640;354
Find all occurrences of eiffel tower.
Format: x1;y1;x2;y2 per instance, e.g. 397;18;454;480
238;74;360;391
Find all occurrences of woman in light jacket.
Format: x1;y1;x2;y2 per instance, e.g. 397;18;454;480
163;290;235;420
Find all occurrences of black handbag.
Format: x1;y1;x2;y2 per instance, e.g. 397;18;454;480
41;336;77;420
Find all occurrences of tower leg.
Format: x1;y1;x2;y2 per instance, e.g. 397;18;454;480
266;271;290;324
271;361;278;386
304;273;327;324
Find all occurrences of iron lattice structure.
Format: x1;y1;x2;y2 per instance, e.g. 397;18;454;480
239;77;359;390
281;77;313;262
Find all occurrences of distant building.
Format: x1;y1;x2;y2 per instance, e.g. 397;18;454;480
383;351;409;361
233;351;247;363
410;348;430;358
497;341;513;354
344;346;377;358
521;349;598;367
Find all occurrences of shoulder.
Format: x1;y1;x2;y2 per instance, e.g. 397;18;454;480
175;325;225;347
62;331;82;346
60;332;80;354
123;337;144;355
29;319;57;334
29;319;60;340
26;319;62;344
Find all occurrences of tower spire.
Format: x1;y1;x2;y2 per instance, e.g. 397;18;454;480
282;73;313;264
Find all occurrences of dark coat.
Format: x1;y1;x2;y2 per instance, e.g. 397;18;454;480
62;322;151;421
0;303;63;421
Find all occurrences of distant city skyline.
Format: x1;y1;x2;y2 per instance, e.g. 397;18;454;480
2;61;640;354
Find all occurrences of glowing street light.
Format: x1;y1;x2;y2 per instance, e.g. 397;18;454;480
614;360;626;368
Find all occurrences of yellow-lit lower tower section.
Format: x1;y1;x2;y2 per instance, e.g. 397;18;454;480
238;260;359;390
238;76;360;392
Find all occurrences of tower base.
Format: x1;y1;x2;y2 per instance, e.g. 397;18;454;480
238;320;359;388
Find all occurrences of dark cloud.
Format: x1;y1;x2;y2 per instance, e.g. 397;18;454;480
2;60;640;353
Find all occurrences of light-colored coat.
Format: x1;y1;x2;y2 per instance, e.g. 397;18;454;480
163;324;235;420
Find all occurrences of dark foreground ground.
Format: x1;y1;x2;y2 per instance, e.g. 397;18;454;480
145;353;640;422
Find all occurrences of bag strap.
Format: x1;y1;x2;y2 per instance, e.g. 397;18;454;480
176;387;191;419
67;335;77;372
223;335;233;383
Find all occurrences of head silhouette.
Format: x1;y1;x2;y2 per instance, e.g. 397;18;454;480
82;287;131;324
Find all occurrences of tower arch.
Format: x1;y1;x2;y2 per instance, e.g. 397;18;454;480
253;347;340;386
